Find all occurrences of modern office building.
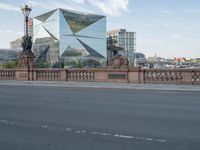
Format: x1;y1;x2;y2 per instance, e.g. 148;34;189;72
107;29;136;65
33;8;106;67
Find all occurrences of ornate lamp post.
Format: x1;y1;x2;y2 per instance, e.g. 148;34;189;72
18;4;35;70
21;4;32;37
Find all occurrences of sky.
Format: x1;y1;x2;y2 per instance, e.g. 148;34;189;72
0;0;200;58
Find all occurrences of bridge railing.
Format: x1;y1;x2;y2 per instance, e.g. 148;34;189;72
191;70;200;84
143;69;183;83
0;69;16;80
35;69;63;81
0;68;200;84
142;69;200;84
67;69;96;81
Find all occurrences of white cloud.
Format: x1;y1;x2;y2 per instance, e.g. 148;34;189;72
86;0;129;17
0;30;23;35
171;35;182;39
163;24;170;27
72;0;85;4
137;39;165;44
0;3;20;12
162;10;171;14
30;0;92;13
30;0;129;17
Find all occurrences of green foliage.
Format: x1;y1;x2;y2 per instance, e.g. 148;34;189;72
1;60;19;69
52;58;64;68
64;60;83;68
82;60;101;68
60;58;64;68
37;57;48;68
75;61;83;68
62;50;82;57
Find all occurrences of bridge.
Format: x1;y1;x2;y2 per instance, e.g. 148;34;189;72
0;68;200;84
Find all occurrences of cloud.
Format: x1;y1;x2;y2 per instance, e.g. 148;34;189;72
0;0;129;17
30;0;92;13
162;10;171;14
86;0;129;17
30;0;129;17
72;0;85;4
163;24;170;27
137;39;165;44
0;3;20;12
171;35;182;39
0;30;23;35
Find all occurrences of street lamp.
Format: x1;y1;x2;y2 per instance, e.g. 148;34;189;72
0;57;3;69
18;4;35;70
20;4;33;55
21;4;32;36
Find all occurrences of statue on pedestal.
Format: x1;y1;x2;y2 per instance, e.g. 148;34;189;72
21;35;32;54
18;4;35;69
108;54;129;69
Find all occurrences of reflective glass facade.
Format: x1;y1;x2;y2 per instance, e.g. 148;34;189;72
107;29;136;64
33;9;106;67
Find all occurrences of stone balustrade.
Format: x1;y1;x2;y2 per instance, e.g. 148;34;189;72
35;69;62;80
143;69;183;83
0;69;16;80
68;69;95;81
191;70;200;84
0;68;200;84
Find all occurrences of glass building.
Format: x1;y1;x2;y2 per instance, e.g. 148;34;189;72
107;29;136;65
33;8;106;67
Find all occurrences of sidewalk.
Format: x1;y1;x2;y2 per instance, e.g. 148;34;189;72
0;80;200;92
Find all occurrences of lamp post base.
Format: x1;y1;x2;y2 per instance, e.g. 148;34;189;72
18;51;35;70
16;51;35;81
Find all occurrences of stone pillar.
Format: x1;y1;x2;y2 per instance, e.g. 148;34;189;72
182;70;192;84
95;69;107;82
128;68;144;83
16;52;35;81
60;69;68;81
15;69;29;81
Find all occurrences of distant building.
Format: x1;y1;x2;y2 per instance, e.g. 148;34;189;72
174;57;187;63
10;38;22;50
107;45;124;60
135;52;147;65
33;8;106;67
107;29;136;64
0;49;20;61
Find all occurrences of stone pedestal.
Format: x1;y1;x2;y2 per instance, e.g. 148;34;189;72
18;52;35;69
108;54;129;69
16;52;35;80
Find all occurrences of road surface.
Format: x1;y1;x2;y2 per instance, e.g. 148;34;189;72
0;85;199;150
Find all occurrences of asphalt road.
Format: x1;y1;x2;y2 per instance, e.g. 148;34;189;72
0;85;199;150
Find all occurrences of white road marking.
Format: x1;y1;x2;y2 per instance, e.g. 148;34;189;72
0;119;166;143
65;128;71;131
